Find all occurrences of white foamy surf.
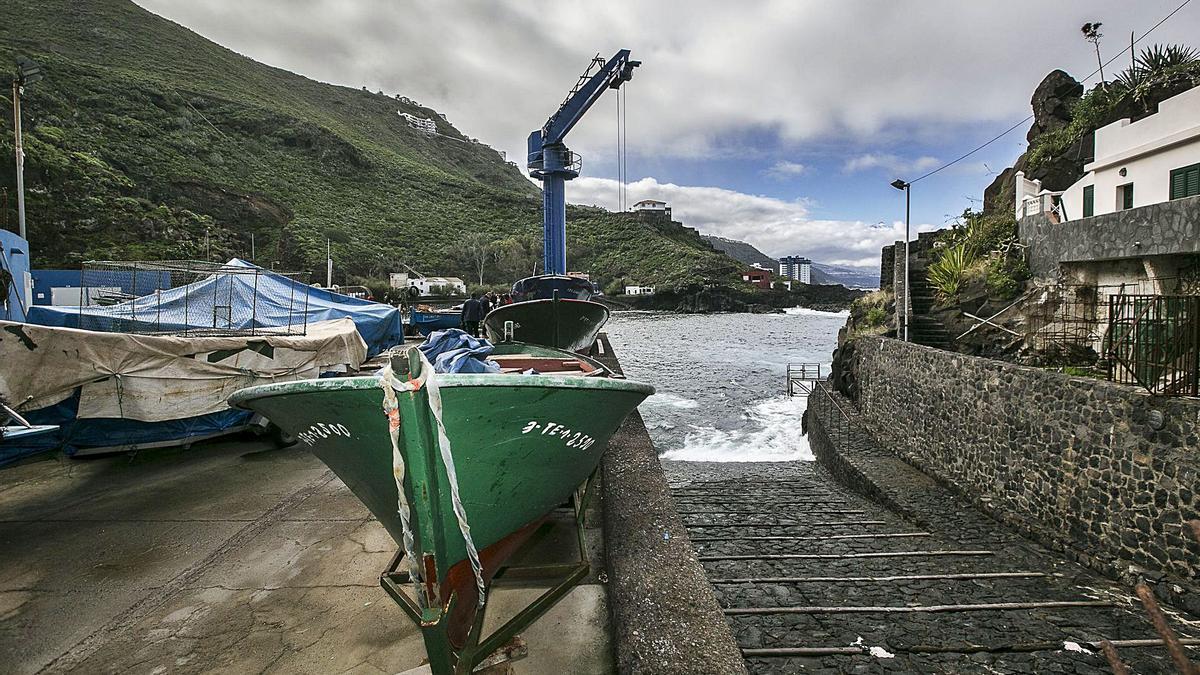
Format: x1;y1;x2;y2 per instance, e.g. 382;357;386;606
659;395;814;462
783;306;850;317
605;309;844;462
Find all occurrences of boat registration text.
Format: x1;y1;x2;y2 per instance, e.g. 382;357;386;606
521;420;596;450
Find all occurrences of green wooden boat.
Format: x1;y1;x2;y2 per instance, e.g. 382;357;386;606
483;297;610;351
228;343;652;673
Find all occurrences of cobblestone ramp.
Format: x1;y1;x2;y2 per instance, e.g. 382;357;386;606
666;462;1200;674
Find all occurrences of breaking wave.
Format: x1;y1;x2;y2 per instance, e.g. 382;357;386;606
660;395;813;462
643;392;701;409
783;306;850;317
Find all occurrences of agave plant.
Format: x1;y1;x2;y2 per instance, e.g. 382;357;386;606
926;242;975;299
1115;43;1200;92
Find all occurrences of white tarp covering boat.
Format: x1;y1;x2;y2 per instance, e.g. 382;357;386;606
0;318;367;463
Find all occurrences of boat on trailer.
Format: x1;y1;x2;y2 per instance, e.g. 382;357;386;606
483;275;609;352
229;341;652;673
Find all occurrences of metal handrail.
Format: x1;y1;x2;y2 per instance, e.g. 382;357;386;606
809;380;856;450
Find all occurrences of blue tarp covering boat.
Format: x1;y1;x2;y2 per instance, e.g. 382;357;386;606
25;259;404;357
409;307;462;335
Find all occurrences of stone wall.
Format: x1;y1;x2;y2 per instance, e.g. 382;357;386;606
879;244;895;289
1020;195;1200;278
848;336;1200;600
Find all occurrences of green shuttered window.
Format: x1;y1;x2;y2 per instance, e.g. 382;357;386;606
1083;185;1094;217
1170;163;1200;200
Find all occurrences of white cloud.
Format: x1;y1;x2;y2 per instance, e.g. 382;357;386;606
133;1;1199;171
764;160;808;179
843;153;941;176
568;176;935;268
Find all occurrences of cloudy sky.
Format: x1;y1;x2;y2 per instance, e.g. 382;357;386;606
136;1;1198;268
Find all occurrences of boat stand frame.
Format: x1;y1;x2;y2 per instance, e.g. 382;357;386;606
379;468;598;674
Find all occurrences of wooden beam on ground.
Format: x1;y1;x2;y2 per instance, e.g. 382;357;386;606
725;600;1114;615
690;532;929;543
699;549;993;562
711;571;1046;584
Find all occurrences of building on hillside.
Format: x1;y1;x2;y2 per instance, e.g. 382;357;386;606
1017;85;1200;221
779;255;812;284
624;285;655;296
389;272;466;296
1016;85;1200;379
398;112;437;135
741;264;773;289
630;199;671;220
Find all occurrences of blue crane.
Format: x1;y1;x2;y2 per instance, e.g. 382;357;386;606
528;49;640;276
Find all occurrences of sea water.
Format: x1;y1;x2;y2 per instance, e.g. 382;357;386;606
604;307;847;462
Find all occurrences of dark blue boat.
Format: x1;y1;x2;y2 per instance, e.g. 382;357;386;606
409;308;462;335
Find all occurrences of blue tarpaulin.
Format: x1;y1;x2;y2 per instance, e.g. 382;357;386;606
418;329;501;374
25;259;403;356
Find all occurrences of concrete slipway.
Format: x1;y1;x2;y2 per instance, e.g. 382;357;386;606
1;338;742;674
0;441;612;674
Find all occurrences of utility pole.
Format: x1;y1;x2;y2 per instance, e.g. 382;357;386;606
12;78;25;241
11;58;43;242
250;233;255;262
326;238;332;288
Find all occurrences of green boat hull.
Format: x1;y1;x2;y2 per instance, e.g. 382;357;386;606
229;343;651;665
483;298;609;351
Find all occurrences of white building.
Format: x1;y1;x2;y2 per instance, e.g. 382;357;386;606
1055;85;1200;221
624;285;655;296
398;112;437;135
778;255;812;284
389;272;466;296
630;199;671;219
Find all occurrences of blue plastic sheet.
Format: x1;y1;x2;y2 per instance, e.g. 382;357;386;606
418;329;501;374
25;259;403;357
0;390;256;466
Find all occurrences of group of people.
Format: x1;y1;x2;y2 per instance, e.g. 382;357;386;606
459;291;513;337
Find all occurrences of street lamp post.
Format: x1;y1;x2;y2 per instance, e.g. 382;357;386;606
890;178;910;343
11;57;44;242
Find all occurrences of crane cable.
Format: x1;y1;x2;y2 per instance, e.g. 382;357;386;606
616;87;626;211
622;86;629;210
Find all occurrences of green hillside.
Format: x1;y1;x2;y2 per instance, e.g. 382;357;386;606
0;0;740;288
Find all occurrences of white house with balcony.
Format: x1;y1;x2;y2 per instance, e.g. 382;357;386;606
630;199;671;220
1058;85;1200;220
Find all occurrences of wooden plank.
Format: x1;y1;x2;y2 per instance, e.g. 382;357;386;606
742;638;1200;658
690;532;929;543
711;571;1046;584
699;549;993;562
726;600;1114;615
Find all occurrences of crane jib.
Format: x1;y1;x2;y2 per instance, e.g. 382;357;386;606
527;49;640;276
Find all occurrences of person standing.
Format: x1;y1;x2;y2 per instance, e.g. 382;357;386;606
461;292;483;337
480;292;493;317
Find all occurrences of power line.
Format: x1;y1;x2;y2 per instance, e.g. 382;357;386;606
909;0;1193;184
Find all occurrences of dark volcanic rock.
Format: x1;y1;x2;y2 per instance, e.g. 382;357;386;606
1026;69;1083;143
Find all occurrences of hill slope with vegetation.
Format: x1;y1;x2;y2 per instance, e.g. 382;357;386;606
0;0;740;289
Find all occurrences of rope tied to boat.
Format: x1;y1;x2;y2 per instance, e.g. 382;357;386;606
422;364;488;608
379;355;487;610
377;364;422;596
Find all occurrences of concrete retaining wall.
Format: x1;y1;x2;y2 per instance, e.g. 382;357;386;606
594;336;747;675
848;336;1200;609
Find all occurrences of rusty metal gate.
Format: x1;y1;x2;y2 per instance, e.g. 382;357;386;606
1106;294;1200;397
